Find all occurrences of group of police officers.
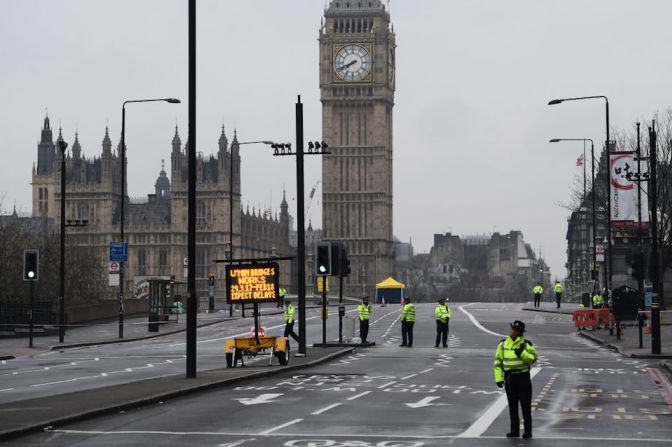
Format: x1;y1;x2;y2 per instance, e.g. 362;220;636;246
280;293;538;439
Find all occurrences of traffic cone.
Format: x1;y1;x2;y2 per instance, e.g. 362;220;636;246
381;297;386;307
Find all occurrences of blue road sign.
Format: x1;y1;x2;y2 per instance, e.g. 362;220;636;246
109;242;128;262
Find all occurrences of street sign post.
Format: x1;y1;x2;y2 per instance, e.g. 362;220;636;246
109;261;120;286
109;242;128;262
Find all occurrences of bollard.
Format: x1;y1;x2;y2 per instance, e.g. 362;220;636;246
651;302;661;355
638;310;644;349
616;319;621;340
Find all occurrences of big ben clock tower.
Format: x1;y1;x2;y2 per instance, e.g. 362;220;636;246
320;0;396;297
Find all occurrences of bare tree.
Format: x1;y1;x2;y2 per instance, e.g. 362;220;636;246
0;214;109;319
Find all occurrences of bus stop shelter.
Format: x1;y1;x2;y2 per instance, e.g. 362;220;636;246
147;278;186;331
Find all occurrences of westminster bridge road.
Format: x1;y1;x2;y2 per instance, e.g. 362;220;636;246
3;302;672;446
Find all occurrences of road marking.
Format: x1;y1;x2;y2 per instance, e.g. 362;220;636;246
406;396;449;408
401;373;417;380
378;380;397;389
419;368;433;374
258;418;303;435
458;304;504;337
235;393;283;405
171;315;323;346
347;391;371;401
217;439;256;447
0;357;102;377
31;375;97;387
457;367;541;438
0;388;14;392
311;403;342;415
47;429;672;443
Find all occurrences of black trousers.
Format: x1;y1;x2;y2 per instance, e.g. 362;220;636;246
504;371;532;434
435;321;448;347
277;296;285;308
555;293;561;308
401;321;414;346
534;294;541;307
359;319;369;343
284;321;299;343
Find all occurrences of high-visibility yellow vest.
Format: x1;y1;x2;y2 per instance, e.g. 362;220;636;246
401;303;416;322
493;336;538;383
279;287;286;298
357;304;372;321
533;285;543;295
435;304;451;323
284;304;296;323
592;294;604;306
554;283;563;294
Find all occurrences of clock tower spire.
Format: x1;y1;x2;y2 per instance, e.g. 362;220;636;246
320;0;396;297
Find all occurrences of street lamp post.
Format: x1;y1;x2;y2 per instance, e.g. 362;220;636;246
272;95;329;355
58;140;67;343
120;97;180;339
548;96;611;293
549;138;597;291
229;140;273;316
57;137;90;344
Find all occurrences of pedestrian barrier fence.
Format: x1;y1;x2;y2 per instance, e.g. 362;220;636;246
572;308;610;330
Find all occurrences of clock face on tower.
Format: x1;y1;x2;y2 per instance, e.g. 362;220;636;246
334;44;372;82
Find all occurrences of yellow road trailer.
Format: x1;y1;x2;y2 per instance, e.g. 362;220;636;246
224;336;290;367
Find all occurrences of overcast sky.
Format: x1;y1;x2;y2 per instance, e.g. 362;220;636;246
2;0;672;279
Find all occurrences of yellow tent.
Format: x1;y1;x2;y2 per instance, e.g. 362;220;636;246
376;277;405;289
375;277;405;304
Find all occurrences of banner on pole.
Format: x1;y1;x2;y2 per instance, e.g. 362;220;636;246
610;151;650;229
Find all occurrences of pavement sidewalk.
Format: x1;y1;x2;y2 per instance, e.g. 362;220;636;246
0;345;354;442
522;301;580;315
523;300;672;375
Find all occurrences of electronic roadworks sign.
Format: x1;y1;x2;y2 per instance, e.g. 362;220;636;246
225;262;279;303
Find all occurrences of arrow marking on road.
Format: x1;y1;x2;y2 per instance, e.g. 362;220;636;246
234;393;283;405
405;396;449;408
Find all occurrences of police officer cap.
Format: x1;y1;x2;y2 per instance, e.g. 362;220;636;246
438;298;445;303
511;320;526;333
362;296;369;302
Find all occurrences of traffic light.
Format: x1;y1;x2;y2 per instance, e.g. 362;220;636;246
316;243;331;276
330;242;342;277
23;249;39;281
341;246;351;277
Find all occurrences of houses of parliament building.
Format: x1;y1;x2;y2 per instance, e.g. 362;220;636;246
31;0;400;300
31;115;292;298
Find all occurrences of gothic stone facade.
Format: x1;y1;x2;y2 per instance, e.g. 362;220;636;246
31;116;292;299
429;231;546;294
320;0;396;297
